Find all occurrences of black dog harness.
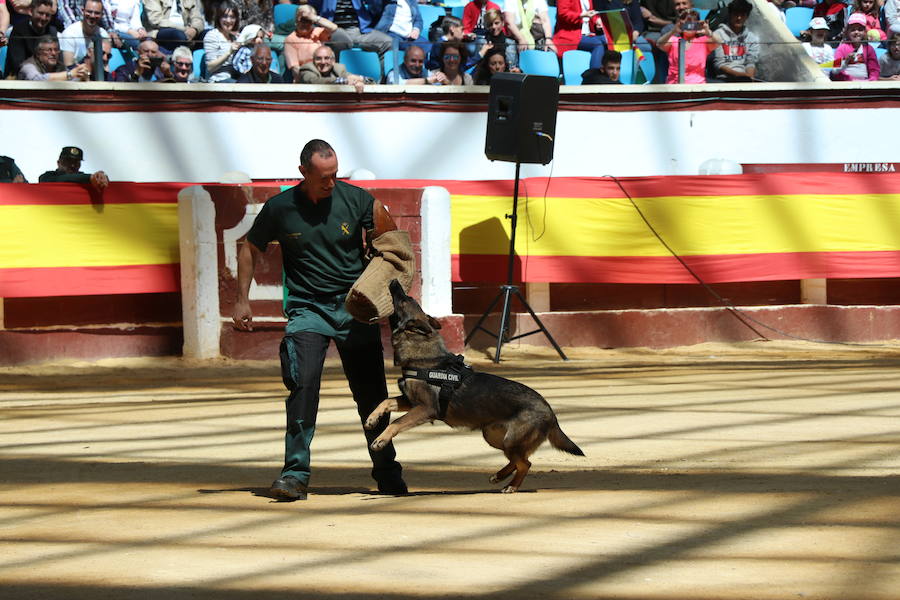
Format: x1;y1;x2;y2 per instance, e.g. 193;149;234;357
400;354;474;419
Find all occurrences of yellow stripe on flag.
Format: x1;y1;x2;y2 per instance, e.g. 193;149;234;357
450;194;900;257
0;203;180;269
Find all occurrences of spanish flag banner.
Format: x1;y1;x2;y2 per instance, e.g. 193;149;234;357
446;173;900;284
0;182;183;298
596;9;634;53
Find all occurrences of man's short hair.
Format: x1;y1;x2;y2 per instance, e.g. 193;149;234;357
300;140;335;167
171;46;193;62
602;50;622;67
440;15;462;34
36;34;59;48
728;0;753;15
32;0;54;11
314;45;335;59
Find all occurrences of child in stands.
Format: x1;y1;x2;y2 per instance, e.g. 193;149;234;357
832;12;881;80
851;0;887;40
803;17;835;75
879;31;900;78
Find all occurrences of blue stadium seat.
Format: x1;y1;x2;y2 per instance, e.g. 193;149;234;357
785;7;814;38
383;48;405;81
270;49;281;75
696;8;710;20
339;48;382;81
561;49;590;85
518;49;560;78
0;46;7;78
108;48;127;73
449;6;464;20
618;49;635;84
442;0;467;7
419;4;446;36
274;4;298;31
192;48;205;80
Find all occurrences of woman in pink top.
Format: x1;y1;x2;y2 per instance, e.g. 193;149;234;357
284;4;340;83
657;11;720;84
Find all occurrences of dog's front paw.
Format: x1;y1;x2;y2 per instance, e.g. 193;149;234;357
370;437;389;451
500;485;519;494
363;415;381;430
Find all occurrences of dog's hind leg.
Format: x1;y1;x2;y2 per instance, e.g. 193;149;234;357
364;395;412;431
489;461;516;484
370;404;434;451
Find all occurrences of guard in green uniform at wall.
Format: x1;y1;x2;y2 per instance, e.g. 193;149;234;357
39;146;109;190
232;139;406;501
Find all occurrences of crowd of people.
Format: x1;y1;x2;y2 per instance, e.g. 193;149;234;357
2;0;899;84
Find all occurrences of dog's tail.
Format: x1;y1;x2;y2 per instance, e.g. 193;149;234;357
548;423;585;456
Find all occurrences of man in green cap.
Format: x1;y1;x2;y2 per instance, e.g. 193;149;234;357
39;146;109;190
232;139;406;501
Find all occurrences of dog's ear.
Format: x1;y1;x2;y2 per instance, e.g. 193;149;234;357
427;316;442;330
405;319;434;336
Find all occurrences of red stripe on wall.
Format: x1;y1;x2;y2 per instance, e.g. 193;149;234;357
370;172;900;198
0;182;188;205
0;264;181;298
453;251;900;284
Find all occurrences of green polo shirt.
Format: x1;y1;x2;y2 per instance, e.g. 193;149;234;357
247;181;374;339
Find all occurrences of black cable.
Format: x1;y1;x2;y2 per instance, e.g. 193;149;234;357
607;175;897;349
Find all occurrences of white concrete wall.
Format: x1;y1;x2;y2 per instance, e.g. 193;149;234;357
3;95;896;183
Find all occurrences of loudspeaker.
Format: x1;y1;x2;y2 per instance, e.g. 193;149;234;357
485;72;559;165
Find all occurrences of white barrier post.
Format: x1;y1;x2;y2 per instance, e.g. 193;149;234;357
178;186;220;358
420;186;453;317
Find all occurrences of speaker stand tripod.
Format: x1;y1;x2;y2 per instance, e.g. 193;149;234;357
465;162;568;363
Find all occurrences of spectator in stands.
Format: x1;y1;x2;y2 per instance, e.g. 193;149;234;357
170;45;198;81
464;0;502;43
40;146;109;190
879;31;900;78
887;0;900;35
384;43;447;83
113;37;173;82
82;35;114;79
6;0;50;29
237;44;286;82
832;12;880;80
657;9;718;83
144;0;205;52
481;8;517;67
553;0;597;58
5;0;57;78
581;48;623;83
108;0;147;50
643;0;692;83
712;0;758;81
375;0;429;51
504;0;557;53
237;0;274;35
803;17;835;75
308;0;392;56
204;1;241;82
284;4;346;81
427;15;467;69
812;0;848;42
57;0;113;32
231;23;268;76
18;34;85;79
0;154;26;183
436;39;473;84
297;44;367;91
851;0;886;40
59;0;110;66
0;1;9;46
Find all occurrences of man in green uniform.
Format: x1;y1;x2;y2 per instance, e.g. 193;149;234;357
39;146;109;190
232;139;406;501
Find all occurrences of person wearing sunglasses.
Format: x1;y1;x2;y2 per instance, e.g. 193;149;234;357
436;39;473;85
171;45;199;82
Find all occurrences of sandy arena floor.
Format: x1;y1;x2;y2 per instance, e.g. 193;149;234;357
1;341;899;600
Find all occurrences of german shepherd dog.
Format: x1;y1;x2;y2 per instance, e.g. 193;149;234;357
364;280;584;493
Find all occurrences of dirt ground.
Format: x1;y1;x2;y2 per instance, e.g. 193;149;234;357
1;341;899;600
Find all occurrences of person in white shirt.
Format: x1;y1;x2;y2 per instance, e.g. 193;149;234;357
110;0;148;50
802;17;835;76
59;0;111;67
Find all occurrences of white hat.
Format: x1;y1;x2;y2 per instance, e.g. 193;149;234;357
809;17;829;30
